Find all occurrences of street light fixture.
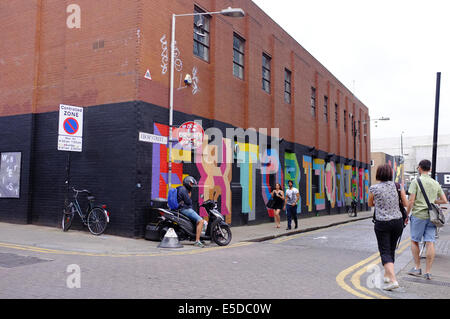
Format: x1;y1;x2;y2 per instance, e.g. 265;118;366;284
168;7;245;189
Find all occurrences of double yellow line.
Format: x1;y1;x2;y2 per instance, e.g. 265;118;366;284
0;241;253;258
336;238;411;299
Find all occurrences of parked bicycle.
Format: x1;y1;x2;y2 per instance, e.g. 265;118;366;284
62;187;110;235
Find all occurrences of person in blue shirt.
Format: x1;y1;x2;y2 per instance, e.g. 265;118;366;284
177;176;205;248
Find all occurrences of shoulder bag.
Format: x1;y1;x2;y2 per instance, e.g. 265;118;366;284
395;182;408;227
416;178;446;227
266;197;275;209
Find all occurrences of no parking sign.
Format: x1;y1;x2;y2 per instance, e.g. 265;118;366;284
58;104;84;152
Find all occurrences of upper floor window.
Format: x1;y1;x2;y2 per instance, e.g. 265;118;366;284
193;7;210;62
344;109;347;132
284;69;292;104
262;53;271;93
233;33;245;80
358;120;361;139
324;96;328;122
335;103;339;128
311;87;316;118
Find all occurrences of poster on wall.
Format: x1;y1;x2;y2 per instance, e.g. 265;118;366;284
0;152;22;198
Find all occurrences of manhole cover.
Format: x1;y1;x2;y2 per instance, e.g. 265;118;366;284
401;276;450;287
0;252;52;268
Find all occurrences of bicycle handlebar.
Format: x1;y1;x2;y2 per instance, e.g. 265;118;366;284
71;187;92;195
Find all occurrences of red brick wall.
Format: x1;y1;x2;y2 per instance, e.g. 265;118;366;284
0;0;139;116
0;0;370;162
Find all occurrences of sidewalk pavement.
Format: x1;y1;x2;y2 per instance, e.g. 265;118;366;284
0;210;373;255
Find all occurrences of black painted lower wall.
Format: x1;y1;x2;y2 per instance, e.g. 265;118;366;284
0;101;370;238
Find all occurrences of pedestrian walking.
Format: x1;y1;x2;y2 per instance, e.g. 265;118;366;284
368;164;408;291
271;183;284;228
284;180;299;230
406;159;448;280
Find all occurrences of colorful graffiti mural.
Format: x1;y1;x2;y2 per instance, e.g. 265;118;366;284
325;162;336;209
313;158;326;211
150;122;370;226
235;142;259;221
285;152;301;213
151;123;185;199
261;148;283;217
196;135;233;223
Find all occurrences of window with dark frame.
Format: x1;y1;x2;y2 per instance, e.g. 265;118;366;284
358;120;361;139
284;69;291;104
262;53;271;93
311;87;316;118
344;109;347;132
193;6;210;62
324;96;328;122
233;33;245;80
335;103;338;128
364;121;367;143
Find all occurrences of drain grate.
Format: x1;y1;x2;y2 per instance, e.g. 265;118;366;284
0;252;52;268
401;276;450;287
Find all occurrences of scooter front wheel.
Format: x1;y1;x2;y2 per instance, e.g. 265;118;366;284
211;222;232;246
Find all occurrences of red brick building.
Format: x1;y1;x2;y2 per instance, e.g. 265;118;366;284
0;0;371;237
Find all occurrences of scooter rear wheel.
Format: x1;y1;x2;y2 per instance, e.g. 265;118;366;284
211;222;232;246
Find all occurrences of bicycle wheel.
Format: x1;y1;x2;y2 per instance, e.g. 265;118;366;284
87;207;108;235
62;205;75;232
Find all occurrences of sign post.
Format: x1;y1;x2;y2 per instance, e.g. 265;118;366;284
58;104;83;206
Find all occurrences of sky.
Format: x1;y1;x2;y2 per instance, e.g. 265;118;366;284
252;0;450;141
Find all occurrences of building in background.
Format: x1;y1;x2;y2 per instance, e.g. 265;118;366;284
0;0;371;237
372;134;450;190
370;152;404;187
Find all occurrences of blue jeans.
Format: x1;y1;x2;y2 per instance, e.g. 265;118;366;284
410;215;436;243
286;205;298;229
180;208;203;224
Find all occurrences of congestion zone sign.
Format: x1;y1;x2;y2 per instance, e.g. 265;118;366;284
58;104;84;152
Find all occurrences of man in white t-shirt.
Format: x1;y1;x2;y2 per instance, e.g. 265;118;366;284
284;180;300;230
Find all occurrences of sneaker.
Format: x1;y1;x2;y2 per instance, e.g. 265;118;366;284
384;277;391;283
382;281;399;291
407;267;422;277
194;241;205;248
424;273;432;280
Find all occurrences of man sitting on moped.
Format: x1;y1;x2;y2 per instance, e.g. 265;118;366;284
177;176;205;248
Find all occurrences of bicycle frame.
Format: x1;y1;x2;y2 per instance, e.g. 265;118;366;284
70;190;95;225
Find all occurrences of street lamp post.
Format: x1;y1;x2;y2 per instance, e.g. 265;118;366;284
401;131;404;156
167;7;245;190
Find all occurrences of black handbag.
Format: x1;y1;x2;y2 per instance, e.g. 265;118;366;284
395;182;408;227
266;198;275;209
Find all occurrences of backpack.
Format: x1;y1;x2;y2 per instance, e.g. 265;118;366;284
167;188;179;210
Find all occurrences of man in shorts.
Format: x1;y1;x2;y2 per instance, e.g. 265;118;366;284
407;159;448;279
